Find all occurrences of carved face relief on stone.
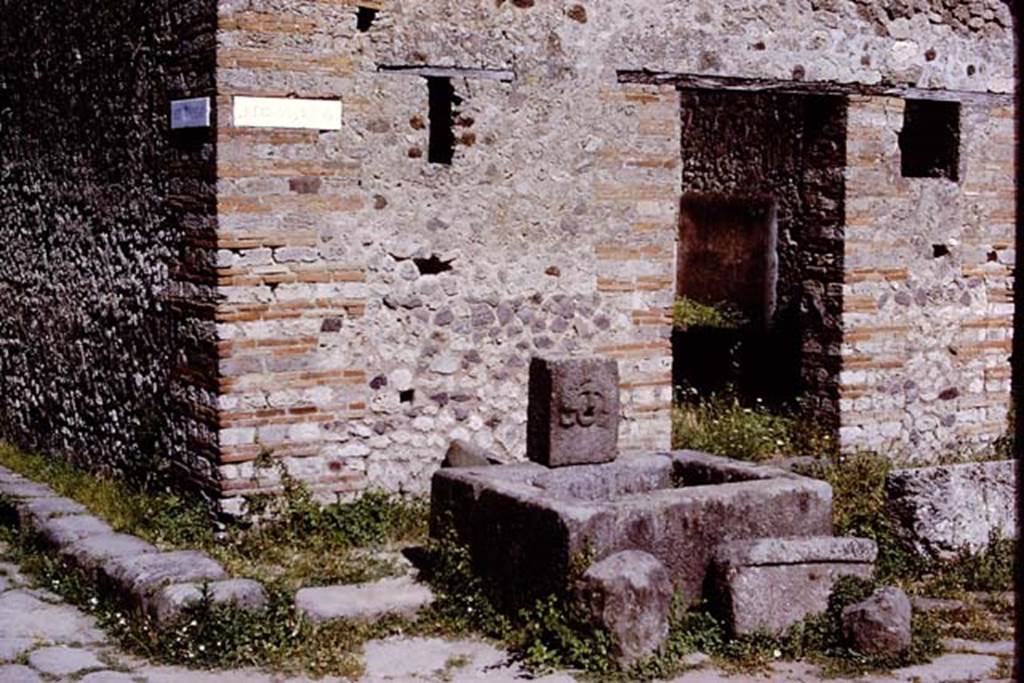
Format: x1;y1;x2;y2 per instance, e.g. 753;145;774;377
559;380;607;429
527;355;620;467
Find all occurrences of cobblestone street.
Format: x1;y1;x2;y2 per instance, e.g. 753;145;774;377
0;550;1014;683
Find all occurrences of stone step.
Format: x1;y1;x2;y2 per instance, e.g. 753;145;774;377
295;575;434;623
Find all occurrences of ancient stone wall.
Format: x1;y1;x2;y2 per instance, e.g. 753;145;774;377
0;0;1015;506
841;96;1015;459
0;1;219;488
211;0;1015;506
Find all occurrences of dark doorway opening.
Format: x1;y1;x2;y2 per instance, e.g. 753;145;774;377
673;90;847;430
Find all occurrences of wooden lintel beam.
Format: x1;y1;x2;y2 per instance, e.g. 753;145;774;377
617;70;1013;106
378;65;516;83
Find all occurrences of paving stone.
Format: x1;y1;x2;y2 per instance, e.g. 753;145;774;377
575;550;672;665
64;532;159;573
102;550;227;599
0;637;35;661
0;480;55;500
943;638;1015;656
0;664;43;682
295;576;434;622
911;595;968;614
360;636;576;682
152;579;268;623
36;514;114;548
17;496;87;526
886;653;1001;682
78;671;138;683
136;665;282;682
0;589;105;643
27;645;106;676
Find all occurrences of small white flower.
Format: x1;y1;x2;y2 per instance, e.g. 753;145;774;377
773;649;782;659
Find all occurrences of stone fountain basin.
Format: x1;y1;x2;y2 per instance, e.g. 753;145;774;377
430;450;833;603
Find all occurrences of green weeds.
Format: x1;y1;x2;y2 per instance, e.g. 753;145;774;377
672;297;746;330
671;392;835;462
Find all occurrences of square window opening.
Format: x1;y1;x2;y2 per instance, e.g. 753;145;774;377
899;99;960;181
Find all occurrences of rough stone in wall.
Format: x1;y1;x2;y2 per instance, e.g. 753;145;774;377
0;0;1016;506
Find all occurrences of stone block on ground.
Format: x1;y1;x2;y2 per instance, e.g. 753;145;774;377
574;550;673;665
711;536;877;636
442;439;503;468
0;590;105;644
35;515;114;548
18;497;87;527
295;575;434;622
0;480;56;500
27;645;105;677
841;586;912;655
0;664;42;682
63;533;158;574
0;637;35;662
101;551;227;600
886;459;1016;559
431;451;834;605
151;579;268;623
527;356;620;467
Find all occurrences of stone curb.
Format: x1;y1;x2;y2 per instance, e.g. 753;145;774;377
0;466;267;624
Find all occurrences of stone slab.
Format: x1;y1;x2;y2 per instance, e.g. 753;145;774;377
943;638;1015;656
102;551;227;599
27;645;105;677
152;579;268;623
0;590;104;644
0;637;35;661
361;636;577;683
712;537;876;636
63;532;159;574
526;356;620;467
0;481;55;500
886;460;1016;558
713;536;877;567
0;665;42;683
35;514;113;548
295;576;434;622
79;672;137;683
17;496;87;526
886;653;1001;682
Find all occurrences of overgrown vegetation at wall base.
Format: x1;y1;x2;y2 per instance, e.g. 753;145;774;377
671;392;836;461
0;443;428;589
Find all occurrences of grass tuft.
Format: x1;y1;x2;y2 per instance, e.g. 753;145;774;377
672;297;745;330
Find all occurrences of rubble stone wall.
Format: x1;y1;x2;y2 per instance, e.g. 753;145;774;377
211;0;1015;506
841;95;1015;459
0;0;1015;507
0;1;219;489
